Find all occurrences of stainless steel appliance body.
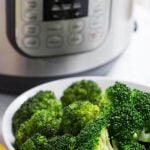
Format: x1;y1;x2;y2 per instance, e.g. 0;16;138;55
0;0;133;93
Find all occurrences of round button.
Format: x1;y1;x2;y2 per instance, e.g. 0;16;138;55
24;24;40;36
91;15;104;29
47;36;62;48
25;1;37;9
89;30;104;42
25;11;38;22
70;21;84;32
94;2;105;14
69;34;83;45
47;24;63;32
24;37;40;48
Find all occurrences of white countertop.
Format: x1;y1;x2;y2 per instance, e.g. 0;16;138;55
1;5;150;145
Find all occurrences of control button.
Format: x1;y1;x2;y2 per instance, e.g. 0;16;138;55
94;2;105;14
69;34;83;45
51;12;62;20
73;3;81;9
25;1;37;9
62;4;72;10
47;24;63;32
52;5;62;11
73;10;82;18
70;21;84;32
24;37;40;48
91;15;104;29
25;11;38;22
47;36;62;48
24;24;40;36
89;30;104;41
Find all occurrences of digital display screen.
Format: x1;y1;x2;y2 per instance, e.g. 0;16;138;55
43;0;88;21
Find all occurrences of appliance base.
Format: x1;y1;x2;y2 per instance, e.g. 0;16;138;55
0;59;115;94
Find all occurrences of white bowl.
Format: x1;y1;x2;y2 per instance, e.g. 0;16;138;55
2;76;150;150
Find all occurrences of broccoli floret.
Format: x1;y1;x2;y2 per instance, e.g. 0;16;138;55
61;101;100;135
109;103;143;141
15;109;62;147
75;114;113;150
132;89;150;143
118;141;146;150
106;82;144;141
20;134;75;150
14;82;150;149
99;93;113;114
106;82;132;106
61;80;102;107
20;133;48;150
13;91;62;134
47;134;76;150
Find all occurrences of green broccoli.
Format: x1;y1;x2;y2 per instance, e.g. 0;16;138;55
99;92;113;114
14;81;150;149
106;82;144;141
61;80;102;107
109;103;143;141
20;134;75;150
75;114;113;150
106;82;132;106
47;134;76;150
15;109;62;147
132;89;150;143
61;101;100;135
13;91;62;134
118;141;146;150
20;133;48;150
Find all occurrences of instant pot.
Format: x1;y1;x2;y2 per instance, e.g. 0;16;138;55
0;0;133;93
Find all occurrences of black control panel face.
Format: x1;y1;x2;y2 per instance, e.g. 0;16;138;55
43;0;88;21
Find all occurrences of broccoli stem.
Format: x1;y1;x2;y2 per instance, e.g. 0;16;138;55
111;140;119;150
138;128;150;143
99;129;114;150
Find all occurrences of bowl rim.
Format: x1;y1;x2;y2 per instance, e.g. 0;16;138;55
2;76;150;150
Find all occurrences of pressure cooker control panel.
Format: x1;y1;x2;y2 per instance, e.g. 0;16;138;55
14;0;111;57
